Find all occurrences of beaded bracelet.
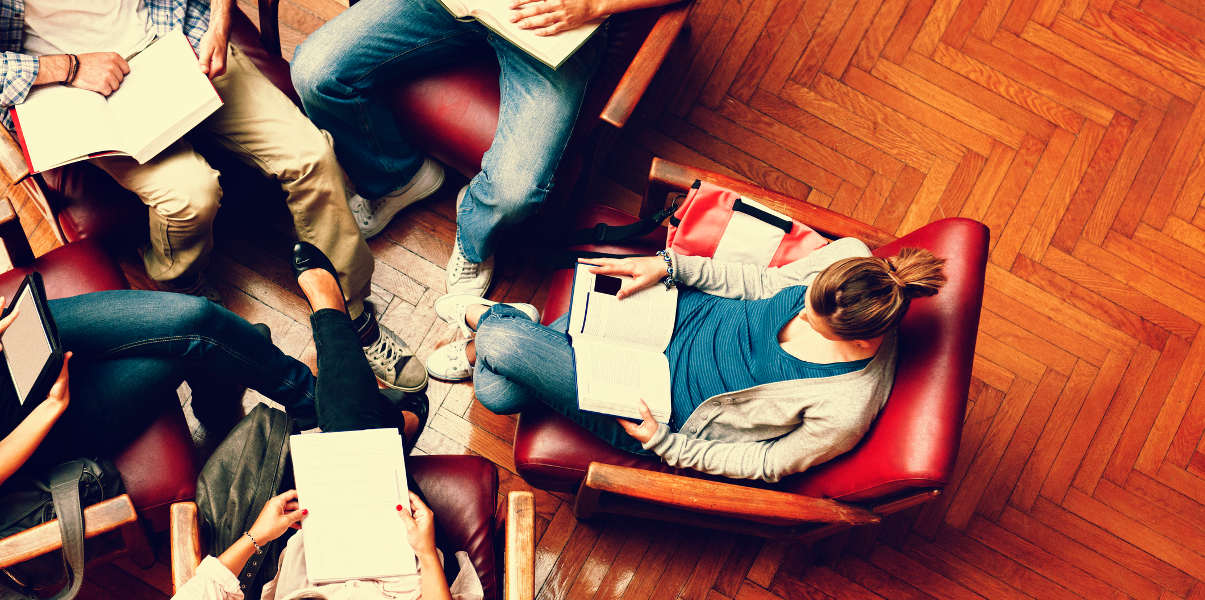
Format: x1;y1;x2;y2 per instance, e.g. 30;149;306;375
243;531;264;554
655;249;675;289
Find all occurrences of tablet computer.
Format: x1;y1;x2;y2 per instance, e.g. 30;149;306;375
1;273;64;409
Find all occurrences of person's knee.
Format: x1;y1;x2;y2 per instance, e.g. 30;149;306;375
154;169;221;224
477;168;551;226
166;292;222;329
473;319;525;367
291;38;345;106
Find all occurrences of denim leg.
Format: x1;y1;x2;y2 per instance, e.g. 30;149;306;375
473;306;648;454
49;290;317;428
454;33;605;263
290;0;486;198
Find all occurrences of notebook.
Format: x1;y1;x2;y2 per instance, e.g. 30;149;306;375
289;428;416;583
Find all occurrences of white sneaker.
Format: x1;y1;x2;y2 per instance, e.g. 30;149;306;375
347;158;445;238
433;293;540;336
427;338;474;382
446;236;494;296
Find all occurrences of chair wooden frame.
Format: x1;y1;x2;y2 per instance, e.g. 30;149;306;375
561;158;946;540
170;491;537;600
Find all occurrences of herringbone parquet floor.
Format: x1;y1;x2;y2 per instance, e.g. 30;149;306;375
20;0;1204;598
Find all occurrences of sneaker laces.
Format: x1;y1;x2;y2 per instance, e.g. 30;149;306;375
364;325;412;375
448;243;479;282
346;191;374;229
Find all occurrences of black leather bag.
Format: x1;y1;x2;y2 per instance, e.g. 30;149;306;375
196;403;293;595
0;458;125;600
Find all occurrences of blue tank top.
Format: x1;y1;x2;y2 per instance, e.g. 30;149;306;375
665;285;871;431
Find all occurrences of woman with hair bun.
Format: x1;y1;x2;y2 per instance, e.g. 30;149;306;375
427;239;946;482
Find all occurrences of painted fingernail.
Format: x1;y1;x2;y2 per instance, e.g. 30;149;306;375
302;509;309;515
396;504;404;511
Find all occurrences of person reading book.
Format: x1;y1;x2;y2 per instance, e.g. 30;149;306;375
171;242;479;600
0;1;428;393
425;240;947;482
290;0;679;297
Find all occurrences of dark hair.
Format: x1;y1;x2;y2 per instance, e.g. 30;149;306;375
807;247;946;340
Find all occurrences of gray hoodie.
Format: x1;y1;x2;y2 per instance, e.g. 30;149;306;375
642;239;897;482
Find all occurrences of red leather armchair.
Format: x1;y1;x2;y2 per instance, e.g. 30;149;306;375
170;456;532;600
512;158;989;538
0;192;199;580
39;1;690;246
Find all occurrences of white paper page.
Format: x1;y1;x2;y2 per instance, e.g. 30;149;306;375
573;337;671;423
3;286;52;403
568;266;678;351
289;429;416;583
106;30;222;162
13;85;114;172
467;0;599;68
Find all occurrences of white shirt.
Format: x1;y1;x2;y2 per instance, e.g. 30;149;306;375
171;532;485;600
23;0;156;58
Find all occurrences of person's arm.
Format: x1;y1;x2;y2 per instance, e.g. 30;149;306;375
0;353;71;487
509;0;679;37
617;396;870;482
585;237;873;302
197;0;233;79
400;492;454;600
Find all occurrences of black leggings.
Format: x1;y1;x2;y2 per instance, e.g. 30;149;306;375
307;309;458;578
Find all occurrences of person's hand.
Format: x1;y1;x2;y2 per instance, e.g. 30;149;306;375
41;352;72;414
196;27;229;79
616;399;659;444
509;0;601;36
398;491;438;559
71;52;130;96
0;297;16;339
247;489;307;545
583;256;668;300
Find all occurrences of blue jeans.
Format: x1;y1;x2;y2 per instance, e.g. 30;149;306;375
473;305;648;454
290;0;605;263
28;291;317;468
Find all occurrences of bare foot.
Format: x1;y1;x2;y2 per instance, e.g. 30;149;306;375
401;410;420;444
298;269;346;314
465;304;490;331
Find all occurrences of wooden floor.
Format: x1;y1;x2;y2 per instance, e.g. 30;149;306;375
22;0;1205;598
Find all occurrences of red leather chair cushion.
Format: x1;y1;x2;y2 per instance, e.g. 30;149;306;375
409;455;500;600
0;238;126;298
514;215;988;503
389;61;500;179
113;407;200;532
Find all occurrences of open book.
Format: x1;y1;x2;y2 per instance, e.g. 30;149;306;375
436;0;602;69
289;428;416;583
568;265;678;423
11;30;223;174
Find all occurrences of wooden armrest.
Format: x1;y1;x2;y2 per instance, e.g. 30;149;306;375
643;158;896;248
257;0;283;58
170;502;202;594
599;2;689;129
581;463;880;526
0;494;138;569
504;491;534;600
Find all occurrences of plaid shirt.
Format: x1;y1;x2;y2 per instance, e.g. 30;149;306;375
0;1;210;112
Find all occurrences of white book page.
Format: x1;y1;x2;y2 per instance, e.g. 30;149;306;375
106;30;222;162
464;0;599;67
568;266;677;351
13;85;115;172
573;337;672;423
289;429;416;583
3;286;52;403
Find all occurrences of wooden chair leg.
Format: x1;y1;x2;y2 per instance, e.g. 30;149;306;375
120;521;154;569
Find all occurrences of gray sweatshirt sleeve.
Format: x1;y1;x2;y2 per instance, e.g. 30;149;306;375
641;407;869;482
668;237;873;300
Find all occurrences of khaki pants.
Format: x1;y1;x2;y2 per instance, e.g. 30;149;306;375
94;45;373;317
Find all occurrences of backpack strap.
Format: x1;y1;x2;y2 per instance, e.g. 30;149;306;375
45;461;86;600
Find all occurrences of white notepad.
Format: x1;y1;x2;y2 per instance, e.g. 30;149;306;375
289;428;416;583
